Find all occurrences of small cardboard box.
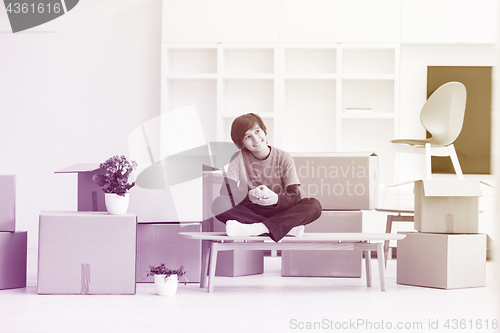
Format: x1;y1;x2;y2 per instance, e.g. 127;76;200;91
397;232;486;289
413;179;481;233
136;222;201;283
0;175;16;232
37;211;137;295
291;152;379;210
0;231;27;290
281;210;362;277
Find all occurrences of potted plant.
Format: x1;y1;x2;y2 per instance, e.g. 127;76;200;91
147;264;187;296
93;155;137;214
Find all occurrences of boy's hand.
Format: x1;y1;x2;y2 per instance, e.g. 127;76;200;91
249;185;278;206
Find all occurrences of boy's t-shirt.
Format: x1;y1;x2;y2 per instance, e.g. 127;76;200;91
225;146;300;195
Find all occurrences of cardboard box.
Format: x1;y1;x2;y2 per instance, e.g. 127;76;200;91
202;169;264;277
281;210;363;277
0;175;16;232
0;231;27;290
291;152;379;210
55;164;183;222
413;179;481;233
397;232;486;289
136;222;201;283
37;211;137;295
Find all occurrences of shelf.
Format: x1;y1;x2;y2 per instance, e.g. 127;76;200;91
224;48;274;74
285;48;337;74
284;80;336;152
164;47;217;75
342;80;395;114
223;80;274;115
341;74;396;81
165;74;218;79
222;74;275;80
283;74;338;80
340;112;395;119
342;48;396;75
221;112;275;119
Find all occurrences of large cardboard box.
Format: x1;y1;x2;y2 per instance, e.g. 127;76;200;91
0;175;16;232
397;232;486;289
0;231;27;290
281;211;362;277
38;211;137;295
413;179;481;233
202;169;264;277
136;222;201;283
291;152;379;210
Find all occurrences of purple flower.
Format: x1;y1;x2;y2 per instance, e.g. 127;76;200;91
93;155;137;196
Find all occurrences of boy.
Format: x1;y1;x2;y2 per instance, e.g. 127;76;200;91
212;113;322;242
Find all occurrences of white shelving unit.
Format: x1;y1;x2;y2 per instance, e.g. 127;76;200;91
161;43;400;179
337;44;400;186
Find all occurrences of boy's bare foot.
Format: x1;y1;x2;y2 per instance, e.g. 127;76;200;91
226;220;269;237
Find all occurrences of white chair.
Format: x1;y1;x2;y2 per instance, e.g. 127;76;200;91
391;81;467;182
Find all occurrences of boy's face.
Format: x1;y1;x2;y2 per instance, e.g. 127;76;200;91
242;124;267;154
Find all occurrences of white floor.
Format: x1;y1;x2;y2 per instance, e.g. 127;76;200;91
0;249;498;333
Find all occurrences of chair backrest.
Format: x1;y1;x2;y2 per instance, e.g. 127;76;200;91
420;81;467;147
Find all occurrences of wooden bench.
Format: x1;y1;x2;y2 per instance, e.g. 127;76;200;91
180;232;406;292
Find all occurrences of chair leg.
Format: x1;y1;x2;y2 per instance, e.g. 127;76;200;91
448;144;464;180
425;143;432;180
384;215;394;267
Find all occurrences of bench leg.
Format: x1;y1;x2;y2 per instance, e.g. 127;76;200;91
377;242;387;292
208;242;219;293
364;250;372;288
200;240;210;288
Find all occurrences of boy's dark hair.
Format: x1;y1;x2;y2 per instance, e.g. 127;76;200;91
230;113;267;149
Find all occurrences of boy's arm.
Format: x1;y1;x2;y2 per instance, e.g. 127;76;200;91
273;184;301;212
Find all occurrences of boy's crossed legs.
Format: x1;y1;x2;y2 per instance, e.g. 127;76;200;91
212;196;322;242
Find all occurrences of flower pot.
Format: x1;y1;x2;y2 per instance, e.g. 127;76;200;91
104;193;130;215
154;274;178;296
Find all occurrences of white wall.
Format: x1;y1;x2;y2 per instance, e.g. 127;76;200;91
0;0;162;247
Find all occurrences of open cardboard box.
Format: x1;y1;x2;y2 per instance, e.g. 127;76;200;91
393;179;485;234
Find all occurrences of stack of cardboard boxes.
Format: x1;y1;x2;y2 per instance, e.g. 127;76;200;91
282;152;379;277
0;175;27;290
54;164;202;285
397;179;486;289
